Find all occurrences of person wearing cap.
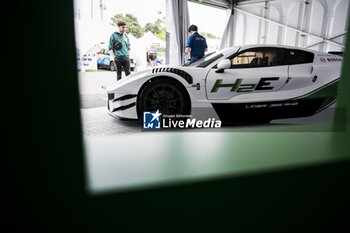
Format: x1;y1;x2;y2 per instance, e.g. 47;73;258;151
184;24;208;63
108;21;131;81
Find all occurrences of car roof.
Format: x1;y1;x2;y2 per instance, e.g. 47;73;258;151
221;44;320;56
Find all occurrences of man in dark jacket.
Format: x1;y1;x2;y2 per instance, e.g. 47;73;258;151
184;25;208;63
109;21;131;81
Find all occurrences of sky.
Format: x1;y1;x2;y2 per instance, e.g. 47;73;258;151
74;0;227;37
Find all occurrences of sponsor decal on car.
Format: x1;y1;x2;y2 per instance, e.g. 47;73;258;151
245;102;299;109
319;57;342;63
327;58;342;62
211;77;279;93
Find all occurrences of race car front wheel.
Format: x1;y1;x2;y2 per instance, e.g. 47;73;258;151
138;78;190;117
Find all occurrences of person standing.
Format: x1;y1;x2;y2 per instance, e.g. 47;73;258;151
109;21;131;81
184;25;208;63
146;51;151;68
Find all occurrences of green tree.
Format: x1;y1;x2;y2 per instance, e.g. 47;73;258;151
202;32;219;39
144;17;166;41
155;30;166;41
110;13;144;38
144;17;165;34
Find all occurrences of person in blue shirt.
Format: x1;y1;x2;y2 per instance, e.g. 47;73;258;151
184;25;208;63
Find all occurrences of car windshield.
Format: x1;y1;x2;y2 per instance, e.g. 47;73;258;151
183;52;215;67
185;52;221;67
185;47;240;68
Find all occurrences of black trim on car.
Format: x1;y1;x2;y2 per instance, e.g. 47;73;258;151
152;68;193;84
112;102;136;112
225;47;315;69
197;53;224;68
328;51;343;56
211;98;324;123
112;94;137;102
108;93;115;100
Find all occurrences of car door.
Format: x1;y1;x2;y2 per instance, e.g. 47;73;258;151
279;49;315;91
206;47;288;100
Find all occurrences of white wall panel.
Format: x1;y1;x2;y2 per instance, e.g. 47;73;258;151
267;5;281;44
285;2;301;46
235;12;245;46
245;15;260;45
224;0;350;52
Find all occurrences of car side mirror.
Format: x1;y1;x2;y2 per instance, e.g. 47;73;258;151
216;59;231;73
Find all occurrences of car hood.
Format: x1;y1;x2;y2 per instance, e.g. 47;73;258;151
106;65;200;92
115;65;185;81
106;67;157;92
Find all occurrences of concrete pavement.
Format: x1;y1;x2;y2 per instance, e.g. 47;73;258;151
78;69;127;109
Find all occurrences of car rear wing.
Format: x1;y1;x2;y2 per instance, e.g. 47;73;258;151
328;51;343;56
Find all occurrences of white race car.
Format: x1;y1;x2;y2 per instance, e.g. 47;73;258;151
107;45;342;124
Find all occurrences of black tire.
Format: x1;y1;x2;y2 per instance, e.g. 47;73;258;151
109;61;116;71
138;79;190;119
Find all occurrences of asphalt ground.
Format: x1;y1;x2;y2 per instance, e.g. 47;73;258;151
79;69;142;136
79;70;337;137
78;69;117;109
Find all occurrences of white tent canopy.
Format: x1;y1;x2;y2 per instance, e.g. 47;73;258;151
142;31;166;49
128;34;147;69
74;19;116;56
